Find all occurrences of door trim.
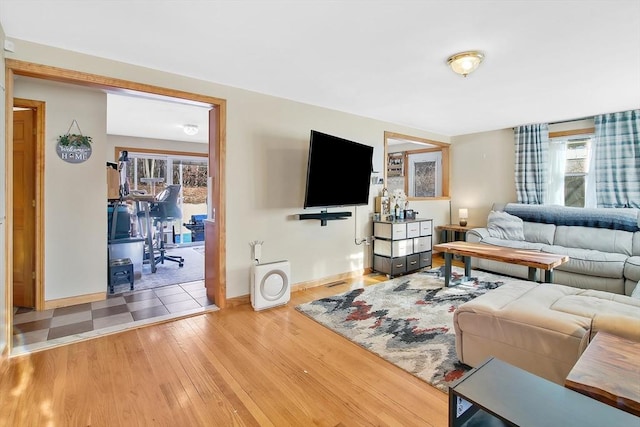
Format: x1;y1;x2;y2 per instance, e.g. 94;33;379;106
13;98;45;310
4;59;227;352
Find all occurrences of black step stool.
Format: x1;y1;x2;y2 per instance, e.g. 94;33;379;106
109;258;134;294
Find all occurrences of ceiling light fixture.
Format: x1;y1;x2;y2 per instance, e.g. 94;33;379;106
183;124;199;136
447;51;484;77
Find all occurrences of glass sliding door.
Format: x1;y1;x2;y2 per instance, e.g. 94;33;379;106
125;150;208;245
171;157;208;243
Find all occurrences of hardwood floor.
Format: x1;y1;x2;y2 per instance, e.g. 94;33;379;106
0;257;454;426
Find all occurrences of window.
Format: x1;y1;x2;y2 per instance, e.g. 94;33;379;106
548;134;594;207
117;147;208;243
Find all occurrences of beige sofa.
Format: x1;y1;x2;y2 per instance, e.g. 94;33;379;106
453;280;640;384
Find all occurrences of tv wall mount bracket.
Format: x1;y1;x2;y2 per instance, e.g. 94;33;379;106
299;210;352;226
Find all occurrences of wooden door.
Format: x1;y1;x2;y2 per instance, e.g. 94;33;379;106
205;106;226;308
13;109;36;308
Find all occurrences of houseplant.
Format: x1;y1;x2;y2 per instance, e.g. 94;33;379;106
56;133;92;148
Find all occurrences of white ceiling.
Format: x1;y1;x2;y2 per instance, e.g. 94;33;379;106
1;1;639;138
107;93;210;144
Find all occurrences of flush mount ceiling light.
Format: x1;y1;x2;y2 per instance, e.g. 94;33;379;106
183;124;199;136
447;51;485;77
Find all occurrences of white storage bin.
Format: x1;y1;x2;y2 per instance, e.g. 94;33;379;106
414;236;432;253
407;222;420;238
374;239;413;257
374;222;407;240
420;220;433;236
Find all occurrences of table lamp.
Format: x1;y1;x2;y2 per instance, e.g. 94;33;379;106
459;208;468;226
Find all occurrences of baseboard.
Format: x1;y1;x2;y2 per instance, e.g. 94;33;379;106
291;267;373;293
44;292;106;310
226;295;250;308
232;268;373;308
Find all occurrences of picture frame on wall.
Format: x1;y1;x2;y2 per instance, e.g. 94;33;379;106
387;152;404;177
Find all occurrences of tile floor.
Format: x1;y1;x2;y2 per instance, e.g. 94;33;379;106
12;280;218;355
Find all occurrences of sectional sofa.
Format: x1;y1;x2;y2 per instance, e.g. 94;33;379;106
466;203;640;295
454;203;640;384
454;280;640;384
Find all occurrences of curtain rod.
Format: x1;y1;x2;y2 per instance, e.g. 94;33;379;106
513;115;594;130
549;115;594;125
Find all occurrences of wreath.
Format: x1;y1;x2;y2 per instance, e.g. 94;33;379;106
57;119;93;148
57;133;93;148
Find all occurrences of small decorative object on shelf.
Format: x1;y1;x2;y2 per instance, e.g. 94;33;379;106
56;119;93;164
390;189;407;214
375;195;391;215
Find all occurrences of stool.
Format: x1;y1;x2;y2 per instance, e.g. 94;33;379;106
109;258;134;294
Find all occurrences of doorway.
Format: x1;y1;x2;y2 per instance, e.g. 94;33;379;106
4;59;227;355
12;99;45;310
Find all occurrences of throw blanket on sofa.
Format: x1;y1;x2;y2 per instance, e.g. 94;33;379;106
503;203;640;232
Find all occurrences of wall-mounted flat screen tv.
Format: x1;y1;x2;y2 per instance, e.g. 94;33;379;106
303;130;374;209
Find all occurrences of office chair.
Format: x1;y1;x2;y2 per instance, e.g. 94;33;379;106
148;184;184;267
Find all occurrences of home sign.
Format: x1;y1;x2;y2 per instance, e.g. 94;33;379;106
56;143;92;163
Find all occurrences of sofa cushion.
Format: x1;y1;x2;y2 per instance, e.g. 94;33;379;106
552;270;625;295
633;232;640;256
554;225;634;256
550;288;640;318
541;245;627;279
590;313;640;341
477;236;545;251
487;210;525;241
625;256;640;283
632;281;640;299
523;221;556;245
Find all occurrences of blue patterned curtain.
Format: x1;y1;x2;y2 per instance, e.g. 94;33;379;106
594;110;640;208
514;124;549;204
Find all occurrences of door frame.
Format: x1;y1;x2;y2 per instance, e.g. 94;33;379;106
4;59;227;350
12;99;45;310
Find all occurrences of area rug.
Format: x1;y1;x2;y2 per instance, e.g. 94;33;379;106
110;245;205;294
296;266;510;393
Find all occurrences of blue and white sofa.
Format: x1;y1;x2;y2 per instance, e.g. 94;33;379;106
466;203;640;296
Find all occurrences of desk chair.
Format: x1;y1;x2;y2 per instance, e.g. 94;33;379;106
147;184;184;267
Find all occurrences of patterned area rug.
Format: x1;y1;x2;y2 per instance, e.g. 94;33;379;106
296;266;508;393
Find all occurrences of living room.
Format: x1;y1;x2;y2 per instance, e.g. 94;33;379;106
1;1;639;425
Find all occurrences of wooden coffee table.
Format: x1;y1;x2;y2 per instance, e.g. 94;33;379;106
565;331;640;416
433;241;569;287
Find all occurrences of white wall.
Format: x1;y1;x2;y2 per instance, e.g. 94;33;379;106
5;39;452;301
449;119;597;227
13;79;108;301
450;129;516;226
